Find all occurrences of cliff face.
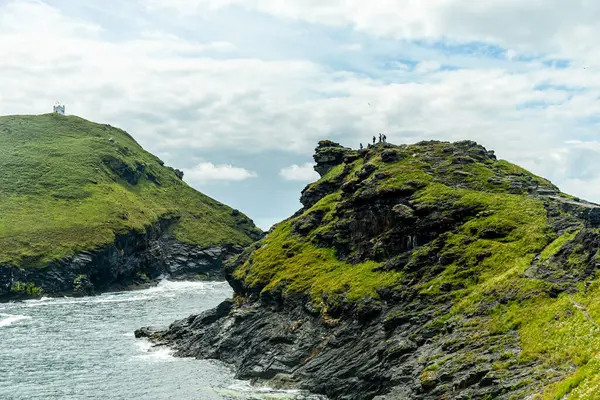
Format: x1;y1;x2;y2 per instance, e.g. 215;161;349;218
0;114;262;299
139;140;600;399
0;217;241;298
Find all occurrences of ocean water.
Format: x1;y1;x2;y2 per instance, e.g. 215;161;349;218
0;281;323;400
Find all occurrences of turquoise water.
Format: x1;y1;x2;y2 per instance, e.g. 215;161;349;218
0;281;322;400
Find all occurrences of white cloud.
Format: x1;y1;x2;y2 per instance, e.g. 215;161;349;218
143;0;600;62
414;60;441;73
341;43;362;52
279;163;320;181
4;0;600;209
505;49;518;60
184;163;257;183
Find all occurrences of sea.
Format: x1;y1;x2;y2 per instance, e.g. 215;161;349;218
0;280;324;400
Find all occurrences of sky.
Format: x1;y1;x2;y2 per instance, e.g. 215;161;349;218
2;0;600;230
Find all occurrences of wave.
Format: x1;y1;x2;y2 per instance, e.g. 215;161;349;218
20;279;230;309
25;296;52;303
224;381;326;399
0;313;31;327
23;295;154;308
144;279;230;293
133;338;175;362
212;385;324;399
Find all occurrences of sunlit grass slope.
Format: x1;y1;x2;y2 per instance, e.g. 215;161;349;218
0;114;260;267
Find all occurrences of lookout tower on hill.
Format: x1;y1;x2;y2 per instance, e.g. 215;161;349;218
53;102;65;115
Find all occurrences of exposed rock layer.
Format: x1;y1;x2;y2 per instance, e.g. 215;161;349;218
0;218;240;300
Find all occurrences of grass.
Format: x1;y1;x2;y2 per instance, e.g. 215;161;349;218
0;114;260;266
539;231;579;263
234;198;403;303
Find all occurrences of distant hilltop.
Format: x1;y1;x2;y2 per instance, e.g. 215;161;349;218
0;114;262;300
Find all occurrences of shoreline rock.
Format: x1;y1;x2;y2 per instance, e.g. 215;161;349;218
0;217;237;302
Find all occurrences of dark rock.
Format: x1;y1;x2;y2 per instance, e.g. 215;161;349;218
344;153;360;164
479;373;499;387
101;157;151;185
341;179;360;194
146;172;161;186
134;326;161;339
313;140;352;177
439;283;452;292
356;163;378;180
451;156;476;165
381;150;400;163
73;274;94;296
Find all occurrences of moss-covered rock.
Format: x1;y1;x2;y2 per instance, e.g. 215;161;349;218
143;139;600;400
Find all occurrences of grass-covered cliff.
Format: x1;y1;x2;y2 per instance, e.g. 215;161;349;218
233;140;568;304
0;114;261;297
143;139;600;400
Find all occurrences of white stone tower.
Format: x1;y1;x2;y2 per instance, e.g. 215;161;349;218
53;101;65;115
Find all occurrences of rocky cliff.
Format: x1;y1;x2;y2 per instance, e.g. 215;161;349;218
0;114;262;300
138;140;600;399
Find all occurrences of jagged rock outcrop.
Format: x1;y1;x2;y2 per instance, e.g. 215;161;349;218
139;140;600;400
312;140;353;176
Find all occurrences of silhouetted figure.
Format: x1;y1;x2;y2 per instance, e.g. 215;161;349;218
372;136;376;144
383;134;387;143
379;133;382;143
360;143;363;150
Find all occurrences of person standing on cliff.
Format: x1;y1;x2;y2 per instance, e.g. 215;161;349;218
379;133;382;143
383;134;387;143
372;136;376;144
360;143;363;150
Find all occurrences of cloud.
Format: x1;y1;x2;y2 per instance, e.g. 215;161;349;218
341;43;362;52
279;163;319;181
184;162;257;183
414;60;441;73
4;0;600;220
143;0;600;62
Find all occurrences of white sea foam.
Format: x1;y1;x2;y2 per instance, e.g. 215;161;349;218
214;384;320;399
225;381;320;399
133;338;175;362
20;280;229;309
25;296;52;303
0;313;31;327
24;294;152;308
145;279;230;294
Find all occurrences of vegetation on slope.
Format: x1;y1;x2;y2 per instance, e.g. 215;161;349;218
234;140;558;304
0;114;261;267
231;139;600;397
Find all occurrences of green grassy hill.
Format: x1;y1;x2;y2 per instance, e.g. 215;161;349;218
222;140;600;398
0;113;261;267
